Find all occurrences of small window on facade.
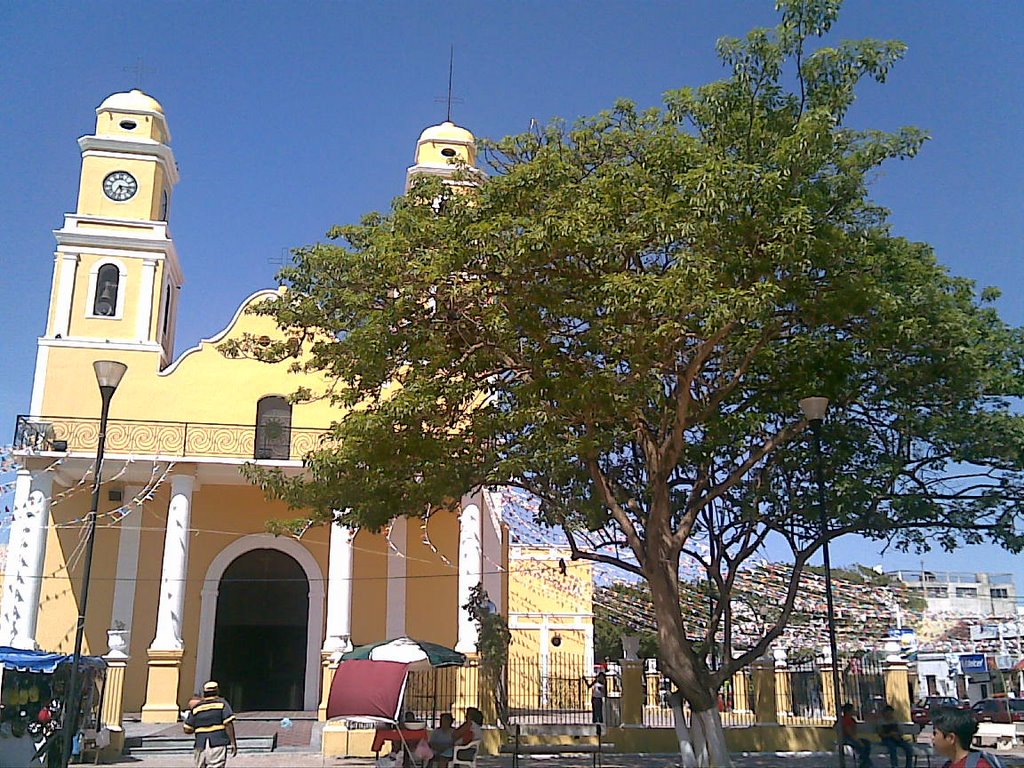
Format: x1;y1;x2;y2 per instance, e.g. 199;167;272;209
119;120;137;130
255;396;292;460
162;284;172;336
93;264;120;317
441;147;457;158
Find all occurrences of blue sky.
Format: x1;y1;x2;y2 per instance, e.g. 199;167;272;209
1;1;1022;587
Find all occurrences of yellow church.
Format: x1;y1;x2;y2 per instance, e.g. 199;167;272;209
2;89;554;737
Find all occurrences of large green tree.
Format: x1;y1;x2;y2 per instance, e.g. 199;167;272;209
226;2;1024;764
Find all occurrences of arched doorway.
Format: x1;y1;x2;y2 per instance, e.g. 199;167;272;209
210;548;308;711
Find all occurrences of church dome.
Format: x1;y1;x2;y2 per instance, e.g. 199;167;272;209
418;121;475;145
98;89;165;115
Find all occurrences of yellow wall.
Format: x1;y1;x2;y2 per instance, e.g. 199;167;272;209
66;253;141;340
350;531;388;646
41;292;343;431
34;472;473;712
96;109;167;144
404;511;459;647
508;548;592;660
76;156;161;221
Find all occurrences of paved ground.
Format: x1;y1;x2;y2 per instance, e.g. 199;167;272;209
87;751;1024;767
113;719;1024;767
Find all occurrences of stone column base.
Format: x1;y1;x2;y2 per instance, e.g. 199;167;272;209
318;652;340;722
620;659;644;725
453;656;480;720
885;662;912;722
141;648;184;723
101;656;128;732
753;660;779;724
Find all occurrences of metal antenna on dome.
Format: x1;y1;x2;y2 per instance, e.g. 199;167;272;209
435;45;463;122
447;45;454;122
123;58;155;89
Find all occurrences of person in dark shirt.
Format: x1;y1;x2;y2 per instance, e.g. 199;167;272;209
877;704;913;768
183;681;238;768
839;702;873;768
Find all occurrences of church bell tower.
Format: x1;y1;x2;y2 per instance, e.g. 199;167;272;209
44;89;183;368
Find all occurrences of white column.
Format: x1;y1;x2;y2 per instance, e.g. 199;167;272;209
150;474;193;650
322;522;355;653
481;491;503;613
386;518;407;639
136;258;158;341
455;491;483;654
53;251;79;338
108;485;143;648
0;470;53;649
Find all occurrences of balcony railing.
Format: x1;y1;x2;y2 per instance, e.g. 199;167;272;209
14;414;330;461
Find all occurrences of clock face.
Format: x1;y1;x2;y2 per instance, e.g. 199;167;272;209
103;171;138;202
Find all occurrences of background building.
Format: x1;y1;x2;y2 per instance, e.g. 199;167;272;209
888;570;1017;617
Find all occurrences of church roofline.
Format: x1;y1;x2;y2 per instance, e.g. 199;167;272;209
160;288;279;376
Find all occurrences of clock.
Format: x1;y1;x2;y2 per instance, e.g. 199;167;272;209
103;171;138;202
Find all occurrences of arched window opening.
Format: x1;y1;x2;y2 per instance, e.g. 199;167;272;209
255;396;292;460
93;264;120;317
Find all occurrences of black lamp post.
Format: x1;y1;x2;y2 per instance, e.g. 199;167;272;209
799;395;844;768
61;360;127;768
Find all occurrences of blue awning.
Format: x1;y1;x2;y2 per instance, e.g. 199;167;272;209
0;646;106;674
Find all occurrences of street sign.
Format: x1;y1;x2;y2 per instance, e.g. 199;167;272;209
960;654;987;674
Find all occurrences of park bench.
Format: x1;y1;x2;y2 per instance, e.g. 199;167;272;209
841;721;931;768
502;723;610;768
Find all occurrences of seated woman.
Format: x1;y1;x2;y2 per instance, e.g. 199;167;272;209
450;706;484;762
453;707;483;745
428;713;455;768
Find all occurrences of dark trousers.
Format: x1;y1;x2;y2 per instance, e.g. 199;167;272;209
843;736;872;768
591;697;604;724
880;736;913;768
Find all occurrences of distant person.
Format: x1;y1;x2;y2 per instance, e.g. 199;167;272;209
428;713;456;767
183;681;237;768
877;704;913;768
584;671;607;724
932;707;1004;768
839;702;873;768
453;706;483;745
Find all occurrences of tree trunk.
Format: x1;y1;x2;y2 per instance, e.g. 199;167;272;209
647;547;732;766
670;694;732;768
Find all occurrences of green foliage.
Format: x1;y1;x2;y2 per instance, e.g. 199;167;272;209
235;0;1024;705
464;584;511;723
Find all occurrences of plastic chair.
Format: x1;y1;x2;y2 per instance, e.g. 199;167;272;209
450;739;480;768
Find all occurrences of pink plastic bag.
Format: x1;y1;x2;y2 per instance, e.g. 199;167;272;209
414;740;434;762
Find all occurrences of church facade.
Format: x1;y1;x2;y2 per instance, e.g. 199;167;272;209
3;90;508;729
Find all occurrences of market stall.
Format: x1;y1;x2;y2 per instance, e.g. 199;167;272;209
0;647;106;767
